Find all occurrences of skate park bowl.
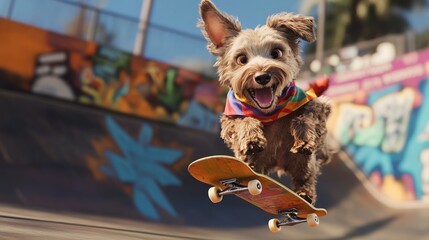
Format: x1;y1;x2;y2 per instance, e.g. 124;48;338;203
0;18;428;239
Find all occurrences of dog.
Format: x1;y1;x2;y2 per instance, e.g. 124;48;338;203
198;0;331;204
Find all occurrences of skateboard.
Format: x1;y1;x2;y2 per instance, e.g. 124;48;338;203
188;155;327;233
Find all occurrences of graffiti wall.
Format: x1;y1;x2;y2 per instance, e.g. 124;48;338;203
0;18;224;133
327;49;429;203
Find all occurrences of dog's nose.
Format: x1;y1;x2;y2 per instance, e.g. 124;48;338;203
255;72;272;85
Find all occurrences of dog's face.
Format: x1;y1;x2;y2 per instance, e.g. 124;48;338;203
199;0;315;113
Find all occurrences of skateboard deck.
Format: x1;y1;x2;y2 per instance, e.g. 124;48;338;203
188;155;327;231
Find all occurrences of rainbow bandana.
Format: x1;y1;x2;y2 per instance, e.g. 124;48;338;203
224;81;318;125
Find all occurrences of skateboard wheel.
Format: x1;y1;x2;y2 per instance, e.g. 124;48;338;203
306;213;319;227
208;186;223;203
268;218;281;233
248;179;262;195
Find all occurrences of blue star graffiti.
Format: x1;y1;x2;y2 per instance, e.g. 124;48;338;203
102;116;183;220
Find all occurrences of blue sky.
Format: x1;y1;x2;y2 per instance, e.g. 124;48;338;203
150;0;300;34
57;0;301;34
66;0;302;73
147;0;301;73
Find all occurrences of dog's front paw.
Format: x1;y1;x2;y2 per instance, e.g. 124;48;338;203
245;140;265;155
238;133;266;156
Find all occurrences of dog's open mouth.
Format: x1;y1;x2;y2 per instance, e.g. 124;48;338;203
248;85;276;109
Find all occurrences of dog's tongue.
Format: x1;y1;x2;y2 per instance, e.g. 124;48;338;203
255;87;273;107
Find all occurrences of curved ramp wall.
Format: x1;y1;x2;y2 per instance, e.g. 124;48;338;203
326;49;429;207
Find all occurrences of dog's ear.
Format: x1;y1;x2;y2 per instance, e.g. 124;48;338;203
198;0;241;56
266;13;316;43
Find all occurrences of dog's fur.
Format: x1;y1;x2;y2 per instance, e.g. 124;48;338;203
199;0;331;203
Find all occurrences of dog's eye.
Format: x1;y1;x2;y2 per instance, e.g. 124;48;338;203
236;54;248;65
271;49;283;59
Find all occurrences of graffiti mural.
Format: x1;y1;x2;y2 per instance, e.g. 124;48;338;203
87;116;191;221
0;19;225;132
32;51;76;100
328;49;429;203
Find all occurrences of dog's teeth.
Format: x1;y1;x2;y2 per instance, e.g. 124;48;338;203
249;89;255;97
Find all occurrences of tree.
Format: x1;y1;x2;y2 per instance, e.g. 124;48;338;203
302;0;426;53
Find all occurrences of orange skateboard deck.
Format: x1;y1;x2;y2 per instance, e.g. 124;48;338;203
188;155;327;232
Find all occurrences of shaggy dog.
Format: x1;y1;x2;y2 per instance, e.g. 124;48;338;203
199;0;331;204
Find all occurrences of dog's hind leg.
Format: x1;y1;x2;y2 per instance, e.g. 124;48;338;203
288;155;321;204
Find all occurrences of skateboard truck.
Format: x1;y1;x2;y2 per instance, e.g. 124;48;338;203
208;178;262;203
278;209;308;226
268;208;320;233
